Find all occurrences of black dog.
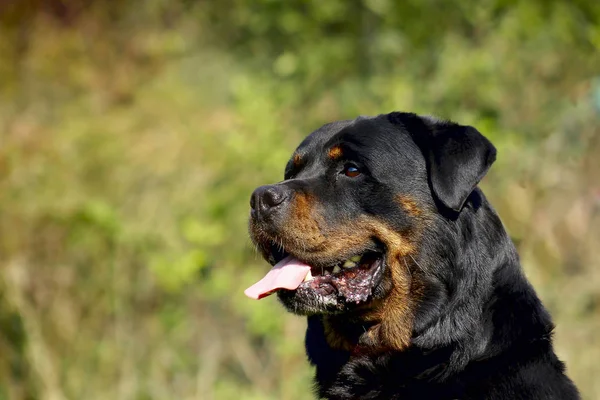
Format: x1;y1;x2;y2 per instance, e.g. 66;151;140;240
245;112;580;399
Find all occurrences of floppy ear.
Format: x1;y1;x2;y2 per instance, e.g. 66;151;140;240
422;118;497;212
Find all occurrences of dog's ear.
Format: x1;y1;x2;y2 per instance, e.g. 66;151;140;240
388;113;496;213
422;117;497;212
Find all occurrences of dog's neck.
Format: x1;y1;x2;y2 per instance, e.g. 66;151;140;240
319;314;404;356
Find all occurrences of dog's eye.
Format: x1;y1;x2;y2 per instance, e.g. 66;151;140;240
343;164;361;178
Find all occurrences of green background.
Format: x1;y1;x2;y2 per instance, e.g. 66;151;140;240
1;1;599;399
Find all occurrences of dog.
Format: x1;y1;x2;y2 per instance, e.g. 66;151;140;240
244;112;580;399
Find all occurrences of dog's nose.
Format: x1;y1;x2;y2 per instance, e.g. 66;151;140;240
250;185;290;216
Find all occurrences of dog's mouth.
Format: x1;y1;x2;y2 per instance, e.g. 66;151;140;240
244;249;385;304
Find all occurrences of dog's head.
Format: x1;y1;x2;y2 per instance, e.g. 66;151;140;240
245;112;496;347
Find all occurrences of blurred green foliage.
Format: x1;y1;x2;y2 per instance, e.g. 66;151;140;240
0;1;599;399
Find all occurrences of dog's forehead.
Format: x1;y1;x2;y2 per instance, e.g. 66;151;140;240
297;116;400;154
296;119;356;152
295;115;420;167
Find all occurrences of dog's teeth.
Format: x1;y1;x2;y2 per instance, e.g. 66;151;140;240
349;255;361;262
333;265;341;274
303;270;314;282
343;260;356;268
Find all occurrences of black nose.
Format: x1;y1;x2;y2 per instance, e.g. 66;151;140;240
250;185;290;216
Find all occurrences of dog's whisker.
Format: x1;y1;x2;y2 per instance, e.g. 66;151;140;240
408;253;424;272
402;256;414;278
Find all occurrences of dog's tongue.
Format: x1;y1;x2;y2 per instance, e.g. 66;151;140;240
244;256;311;300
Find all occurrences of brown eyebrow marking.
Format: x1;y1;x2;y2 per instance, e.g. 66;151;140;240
327;145;343;160
293;153;302;166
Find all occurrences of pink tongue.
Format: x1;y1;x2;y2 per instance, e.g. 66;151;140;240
244;256;311;300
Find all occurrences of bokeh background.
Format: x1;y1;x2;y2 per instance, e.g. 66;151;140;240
1;1;599;399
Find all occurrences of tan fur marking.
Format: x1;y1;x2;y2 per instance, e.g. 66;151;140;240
397;195;423;217
358;222;421;351
327;145;343;160
293;153;302;166
288;193;323;247
284;202;417;262
366;255;420;350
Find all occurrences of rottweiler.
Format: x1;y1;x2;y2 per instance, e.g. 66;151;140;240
244;112;580;399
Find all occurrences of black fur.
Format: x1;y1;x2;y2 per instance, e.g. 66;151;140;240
249;112;580;399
